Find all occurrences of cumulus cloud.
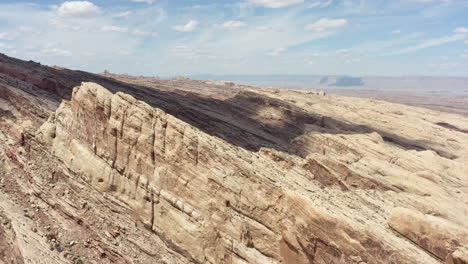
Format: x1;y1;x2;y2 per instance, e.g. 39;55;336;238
174;20;199;32
391;30;401;34
218;21;247;30
57;1;100;18
305;18;348;32
248;0;304;8
308;0;333;8
454;27;468;33
465;40;468;44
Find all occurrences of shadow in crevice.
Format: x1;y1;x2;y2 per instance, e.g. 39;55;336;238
435;122;468;134
0;53;455;159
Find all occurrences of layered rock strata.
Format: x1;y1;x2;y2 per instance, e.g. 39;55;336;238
36;82;467;263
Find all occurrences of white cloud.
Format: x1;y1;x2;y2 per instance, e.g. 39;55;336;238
428;62;459;69
130;0;156;4
391;30;401;34
3;0;462;76
465;40;468;45
0;32;17;40
57;1;100;18
48;19;82;31
407;0;450;2
41;48;72;56
174;20;199;32
311;52;329;57
256;26;274;31
0;2;152;73
395;34;466;54
17;26;34;33
267;47;286;56
308;0;333;8
100;26;129;33
248;0;304;8
113;11;132;18
305;18;348;32
454;27;468;34
133;29;158;37
218;21;247;30
345;58;361;63
171;45;190;54
336;48;351;53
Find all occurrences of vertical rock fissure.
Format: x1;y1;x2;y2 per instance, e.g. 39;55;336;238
195;134;199;166
150;188;155;230
161;121;167;158
151;118;156;166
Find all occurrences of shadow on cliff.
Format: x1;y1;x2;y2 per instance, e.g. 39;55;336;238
0;53;455;159
59;70;455;159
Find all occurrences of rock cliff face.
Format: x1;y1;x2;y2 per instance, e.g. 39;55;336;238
1;54;468;263
34;82;467;264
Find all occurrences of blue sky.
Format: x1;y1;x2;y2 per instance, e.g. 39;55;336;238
0;0;467;76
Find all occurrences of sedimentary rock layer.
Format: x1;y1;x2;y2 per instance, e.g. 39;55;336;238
35;82;467;263
1;53;467;264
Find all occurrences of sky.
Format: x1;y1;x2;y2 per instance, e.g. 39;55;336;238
0;0;467;77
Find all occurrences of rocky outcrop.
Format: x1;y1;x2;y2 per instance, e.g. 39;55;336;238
2;53;468;264
447;248;468;264
388;207;468;262
35;82;464;263
0;210;24;264
39;83;344;263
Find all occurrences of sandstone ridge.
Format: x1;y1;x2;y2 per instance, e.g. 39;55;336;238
1;53;467;263
35;82;467;263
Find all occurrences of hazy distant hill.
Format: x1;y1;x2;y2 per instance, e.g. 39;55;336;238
359;76;468;92
189;74;468;116
190;74;468;93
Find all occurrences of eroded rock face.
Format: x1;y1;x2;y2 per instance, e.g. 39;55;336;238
2;54;468;264
447;248;468;264
388;207;468;262
0;210;24;264
38;83;329;263
34;82;465;264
